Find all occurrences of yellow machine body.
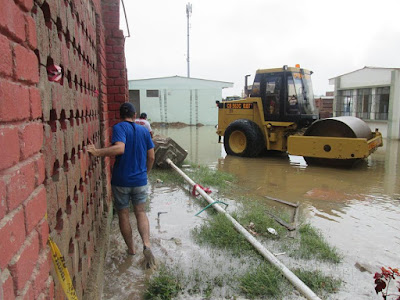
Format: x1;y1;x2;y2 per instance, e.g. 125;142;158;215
216;66;383;164
216;98;295;152
287;133;383;159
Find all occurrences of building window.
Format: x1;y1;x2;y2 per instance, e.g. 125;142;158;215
337;90;353;116
374;87;390;120
146;90;159;97
355;88;372;119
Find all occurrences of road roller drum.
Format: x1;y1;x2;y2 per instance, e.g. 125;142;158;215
304;117;373;140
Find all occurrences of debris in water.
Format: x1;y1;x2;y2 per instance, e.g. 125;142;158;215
170;237;182;245
156;212;168;221
246;222;259;236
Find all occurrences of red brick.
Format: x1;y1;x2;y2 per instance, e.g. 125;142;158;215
1;270;16;300
112;29;124;38
113;46;123;54
0;80;30;121
25;15;37;50
106;61;113;69
0;208;26;269
108;69;121;78
114;94;125;102
0;0;26;43
106;94;114;102
0;126;20;171
36;219;49;250
35;154;45;186
114;78;126;86
0;177;6;219
0;33;13;76
107;86;118;94
105;38;116;46
108;102;120;111
114;61;124;69
24;185;46;233
106;54;117;62
29;87;42;120
104;10;119;20
19;122;43;159
9;231;39;291
105;45;113;54
14;44;39;84
105;22;119;30
32;250;51;298
15;0;34;12
7;160;36;210
106;78;114;86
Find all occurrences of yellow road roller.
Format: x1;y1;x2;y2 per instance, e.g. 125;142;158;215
216;66;383;167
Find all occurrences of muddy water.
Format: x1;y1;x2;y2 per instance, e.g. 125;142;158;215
102;126;400;299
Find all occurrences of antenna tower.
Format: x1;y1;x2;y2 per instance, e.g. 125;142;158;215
186;3;192;77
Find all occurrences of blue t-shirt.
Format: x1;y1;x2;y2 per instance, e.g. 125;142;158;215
110;121;154;187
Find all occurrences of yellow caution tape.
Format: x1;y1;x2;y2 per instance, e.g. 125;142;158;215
48;237;79;300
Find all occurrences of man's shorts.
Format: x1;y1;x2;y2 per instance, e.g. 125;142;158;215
112;185;148;211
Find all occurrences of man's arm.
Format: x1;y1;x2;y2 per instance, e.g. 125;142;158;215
146;148;155;173
87;142;125;157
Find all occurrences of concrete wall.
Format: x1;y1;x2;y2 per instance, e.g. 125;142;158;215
0;0;128;299
388;70;400;139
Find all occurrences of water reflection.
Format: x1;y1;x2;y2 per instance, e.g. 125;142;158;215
156;125;221;166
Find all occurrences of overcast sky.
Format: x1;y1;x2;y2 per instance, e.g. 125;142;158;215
120;0;400;97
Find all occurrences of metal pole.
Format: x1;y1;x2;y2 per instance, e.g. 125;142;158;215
186;3;192;78
244;74;251;97
165;158;321;300
120;0;131;38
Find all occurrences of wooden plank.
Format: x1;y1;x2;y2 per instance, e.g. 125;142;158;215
264;195;299;208
266;211;296;231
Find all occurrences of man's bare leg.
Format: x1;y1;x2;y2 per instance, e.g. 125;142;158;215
134;203;155;268
133;203;150;248
117;208;135;255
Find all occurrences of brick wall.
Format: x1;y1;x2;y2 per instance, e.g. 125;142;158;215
0;0;52;298
0;0;128;298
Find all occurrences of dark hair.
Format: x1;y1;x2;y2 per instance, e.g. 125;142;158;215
120;102;136;119
140;112;147;119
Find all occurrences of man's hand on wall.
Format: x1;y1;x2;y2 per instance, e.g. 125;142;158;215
87;143;99;156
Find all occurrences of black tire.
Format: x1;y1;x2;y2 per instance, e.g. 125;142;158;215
224;119;265;157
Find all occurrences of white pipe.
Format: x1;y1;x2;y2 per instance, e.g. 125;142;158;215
165;158;321;300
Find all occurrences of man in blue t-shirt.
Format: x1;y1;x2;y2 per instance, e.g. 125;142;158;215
87;102;156;268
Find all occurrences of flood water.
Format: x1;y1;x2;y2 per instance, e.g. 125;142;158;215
102;126;400;300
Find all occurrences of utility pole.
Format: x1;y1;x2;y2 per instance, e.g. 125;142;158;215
186;3;192;78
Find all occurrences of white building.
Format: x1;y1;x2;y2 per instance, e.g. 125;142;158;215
329;67;400;139
128;76;233;126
